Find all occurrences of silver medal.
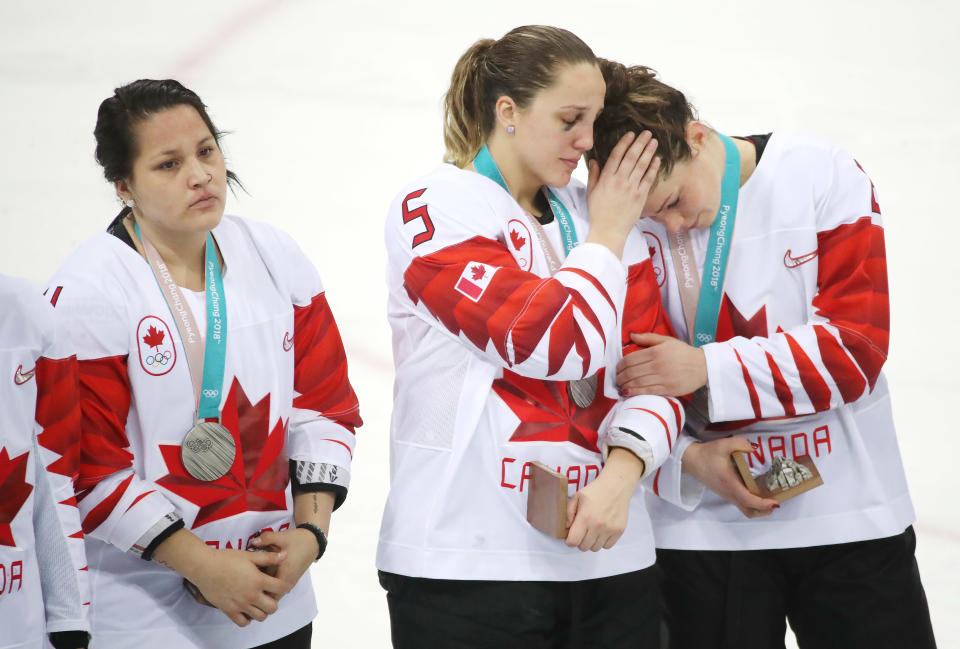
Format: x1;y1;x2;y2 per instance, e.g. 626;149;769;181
568;375;598;409
764;456;815;492
181;422;236;481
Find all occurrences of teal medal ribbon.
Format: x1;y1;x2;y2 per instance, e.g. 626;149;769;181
196;238;228;420
473;145;580;255
472;145;598;407
134;221;234;481
690;133;740;347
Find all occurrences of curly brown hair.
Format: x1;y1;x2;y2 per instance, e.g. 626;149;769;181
587;59;696;178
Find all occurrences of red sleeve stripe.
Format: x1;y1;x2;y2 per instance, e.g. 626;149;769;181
668;399;683;438
814;325;867;403
733;349;762;420
292;293;363;430
35;356;82;479
77;356;134;491
621;260;677;355
404;237;608;377
321;438;354;460
555;267;615;313
544;299;592;377
837;328;885;392
813;217;889;391
764;352;796;417
629;407;671;451
565;289;607;346
125;490;155;513
508;281;570;368
784;334;833;412
81;474;133;534
652;467;662;496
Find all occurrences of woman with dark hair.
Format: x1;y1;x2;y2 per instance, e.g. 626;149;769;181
46;79;362;648
590;61;936;648
377;26;681;648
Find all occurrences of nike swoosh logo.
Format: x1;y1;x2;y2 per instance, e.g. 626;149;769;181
14;364;36;385
283;332;294;352
783;249;818;268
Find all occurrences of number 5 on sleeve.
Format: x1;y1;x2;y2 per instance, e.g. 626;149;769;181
402;188;435;248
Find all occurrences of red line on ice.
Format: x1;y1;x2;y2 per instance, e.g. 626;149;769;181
170;0;294;78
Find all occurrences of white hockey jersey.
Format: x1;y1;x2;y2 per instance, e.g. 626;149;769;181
0;274;89;649
46;215;361;648
645;132;915;550
377;164;684;581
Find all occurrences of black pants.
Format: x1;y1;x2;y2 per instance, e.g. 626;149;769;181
380;568;659;649
252;623;312;649
657;526;936;649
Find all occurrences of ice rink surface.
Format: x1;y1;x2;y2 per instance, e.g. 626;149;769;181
2;1;958;646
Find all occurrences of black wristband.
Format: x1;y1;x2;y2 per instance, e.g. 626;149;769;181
141;518;185;562
49;630;91;649
296;522;327;561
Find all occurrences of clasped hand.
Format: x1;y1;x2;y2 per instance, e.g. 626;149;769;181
617;332;707;397
189;528;318;627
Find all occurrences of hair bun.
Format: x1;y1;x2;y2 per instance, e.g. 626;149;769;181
597;58;629;103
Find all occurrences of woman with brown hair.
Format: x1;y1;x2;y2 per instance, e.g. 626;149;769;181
591;60;936;649
377;26;681;648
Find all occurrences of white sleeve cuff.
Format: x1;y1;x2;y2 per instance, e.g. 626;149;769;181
602;427;655;479
647;432;705;511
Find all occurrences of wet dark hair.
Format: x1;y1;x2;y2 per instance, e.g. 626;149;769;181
94;78;241;190
443;25;596;167
587;59;696;178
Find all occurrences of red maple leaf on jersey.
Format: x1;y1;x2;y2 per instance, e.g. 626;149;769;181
156;379;289;528
471;265;486;281
142;325;165;349
510;229;526;251
0;448;34;546
715;296;768;342
493;370;615;453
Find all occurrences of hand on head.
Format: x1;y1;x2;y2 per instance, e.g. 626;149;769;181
584;131;661;258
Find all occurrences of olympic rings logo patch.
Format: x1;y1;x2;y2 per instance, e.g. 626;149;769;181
202;389;219;398
145;351;173;366
137;315;177;377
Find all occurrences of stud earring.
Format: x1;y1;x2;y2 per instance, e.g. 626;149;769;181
507;125;515;134
124;199;135;208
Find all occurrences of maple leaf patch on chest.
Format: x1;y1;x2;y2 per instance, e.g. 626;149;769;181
136;315;177;376
506;219;533;270
0;447;33;547
493;370;615;453
157;379;289;528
